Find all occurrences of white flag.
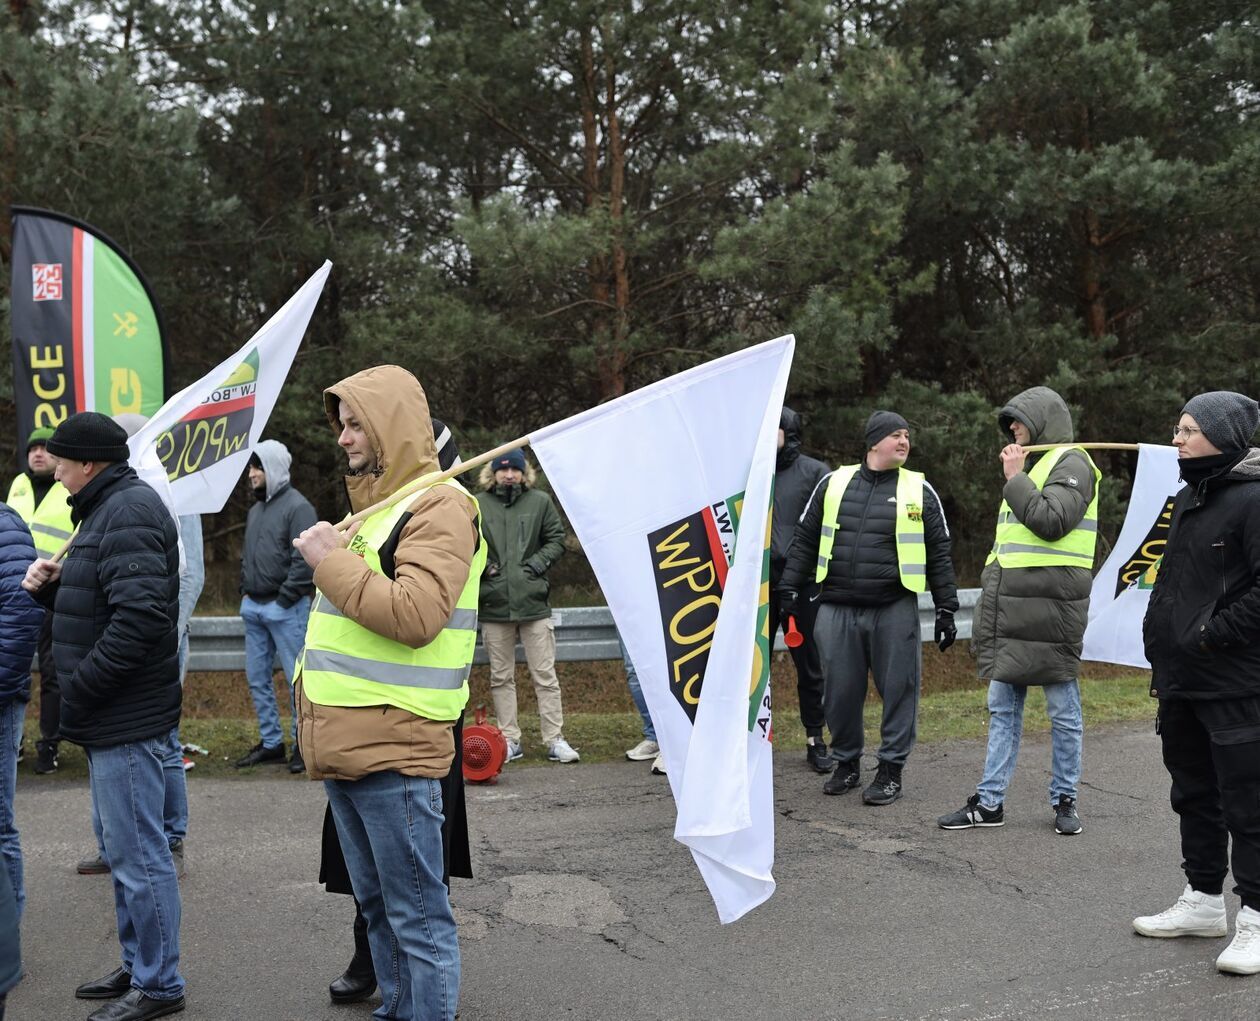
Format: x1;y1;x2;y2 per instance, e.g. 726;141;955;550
530;336;793;923
1082;443;1182;668
127;262;330;514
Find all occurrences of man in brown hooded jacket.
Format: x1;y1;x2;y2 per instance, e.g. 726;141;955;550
292;365;481;1021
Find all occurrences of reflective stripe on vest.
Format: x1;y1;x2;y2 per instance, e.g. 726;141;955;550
814;465;927;593
299;477;486;720
985;447;1102;569
6;476;74;559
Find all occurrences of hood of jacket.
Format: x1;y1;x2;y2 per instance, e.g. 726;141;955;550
323;365;439;512
778;406;803;470
1226;447;1260;481
252;439;292;502
477;458;537;494
998;386;1075;446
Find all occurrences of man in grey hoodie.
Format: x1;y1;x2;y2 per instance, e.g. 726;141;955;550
237;440;317;773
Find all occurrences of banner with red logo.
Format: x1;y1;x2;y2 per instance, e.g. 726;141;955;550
9;207;167;454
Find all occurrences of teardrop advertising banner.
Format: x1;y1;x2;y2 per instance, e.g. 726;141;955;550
9;206;167;453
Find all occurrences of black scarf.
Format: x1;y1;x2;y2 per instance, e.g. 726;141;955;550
1178;449;1246;489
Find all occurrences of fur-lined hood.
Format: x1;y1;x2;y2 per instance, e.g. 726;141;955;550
477;458;537;491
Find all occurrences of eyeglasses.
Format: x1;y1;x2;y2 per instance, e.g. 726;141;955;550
1172;426;1202;440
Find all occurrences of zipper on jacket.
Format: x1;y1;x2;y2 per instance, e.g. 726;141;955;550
1213;539;1226;602
849;473;878;583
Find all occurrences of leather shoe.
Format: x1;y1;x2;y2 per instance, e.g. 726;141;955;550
329;967;377;1004
75;966;132;999
234;741;285;768
87;988;185;1020
288;747;305;774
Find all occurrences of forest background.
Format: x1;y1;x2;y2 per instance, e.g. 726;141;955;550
2;0;1258;608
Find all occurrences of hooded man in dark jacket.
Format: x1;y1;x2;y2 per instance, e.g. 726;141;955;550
1132;391;1260;976
22;412;185;1020
237;439;317;772
780;410;958;805
769;407;832;772
939;386;1098;837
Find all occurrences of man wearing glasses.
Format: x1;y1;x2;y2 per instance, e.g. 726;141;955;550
1134;391;1260;976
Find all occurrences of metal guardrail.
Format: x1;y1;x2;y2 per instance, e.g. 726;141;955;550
185;590;980;673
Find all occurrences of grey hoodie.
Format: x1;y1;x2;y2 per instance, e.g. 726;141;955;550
972;387;1098;685
240;440;318;607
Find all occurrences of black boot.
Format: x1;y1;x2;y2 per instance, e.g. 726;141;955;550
329;902;377;1004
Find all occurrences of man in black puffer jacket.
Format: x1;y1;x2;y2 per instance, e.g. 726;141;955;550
23;412;185;1020
770;407;832;773
779;411;958;805
1134;391;1260;977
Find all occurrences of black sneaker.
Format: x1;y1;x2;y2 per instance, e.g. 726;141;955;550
288;747;306;774
34;742;58;775
823;759;861;795
938;793;1004;829
234;741;286;768
805;739;834;774
1054;795;1082;835
862;762;902;806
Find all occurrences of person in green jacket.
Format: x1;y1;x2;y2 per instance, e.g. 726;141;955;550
476;448;579;763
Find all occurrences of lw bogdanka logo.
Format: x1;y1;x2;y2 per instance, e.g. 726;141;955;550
156;350;258;481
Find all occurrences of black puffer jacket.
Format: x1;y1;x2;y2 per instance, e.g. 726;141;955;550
1144;448;1260;700
35;462;181;747
780;463;959;611
771;408;830;588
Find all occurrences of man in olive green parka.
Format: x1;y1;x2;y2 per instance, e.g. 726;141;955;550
476;448;579;763
939;386;1099;836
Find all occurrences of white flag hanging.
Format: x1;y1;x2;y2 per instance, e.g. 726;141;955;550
1082;443;1183;668
530;336;793;923
126;262;331;514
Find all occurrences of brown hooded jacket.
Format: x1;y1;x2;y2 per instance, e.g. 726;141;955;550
294;365;480;780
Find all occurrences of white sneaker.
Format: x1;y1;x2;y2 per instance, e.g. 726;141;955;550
548;738;580;763
1133;884;1228;938
650;754;666;775
626;739;659;761
506;740;524;762
1218;906;1260;975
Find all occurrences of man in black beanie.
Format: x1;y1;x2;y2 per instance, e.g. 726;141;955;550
778;410;958;805
21;411;186;1018
1134;390;1260;976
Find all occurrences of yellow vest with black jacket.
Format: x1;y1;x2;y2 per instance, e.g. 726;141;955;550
6;475;73;559
815;464;927;593
300;477;486;729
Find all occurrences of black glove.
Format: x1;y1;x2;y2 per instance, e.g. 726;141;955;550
776;589;799;621
934;609;957;652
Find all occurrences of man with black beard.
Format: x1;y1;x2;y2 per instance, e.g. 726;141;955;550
769;407;832;773
236;440;317;772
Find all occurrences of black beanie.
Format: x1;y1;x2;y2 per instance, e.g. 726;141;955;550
46;412;131;463
1181;391;1260;453
864;410;910;449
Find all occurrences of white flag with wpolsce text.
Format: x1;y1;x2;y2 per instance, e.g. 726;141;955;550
127;262;331;514
1082;443;1183;668
530;336;793;923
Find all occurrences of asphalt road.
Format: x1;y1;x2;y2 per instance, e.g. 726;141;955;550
10;723;1259;1020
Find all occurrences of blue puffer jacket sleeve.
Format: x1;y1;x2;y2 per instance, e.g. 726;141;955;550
0;502;44;705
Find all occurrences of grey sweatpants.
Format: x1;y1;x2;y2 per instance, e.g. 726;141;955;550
814;595;922;768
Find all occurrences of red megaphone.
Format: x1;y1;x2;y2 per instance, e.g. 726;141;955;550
784;615;804;648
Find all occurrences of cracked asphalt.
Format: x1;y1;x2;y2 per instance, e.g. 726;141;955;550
10;722;1260;1020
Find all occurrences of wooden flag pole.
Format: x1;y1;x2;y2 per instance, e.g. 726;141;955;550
1022;442;1142;453
333;434;532;531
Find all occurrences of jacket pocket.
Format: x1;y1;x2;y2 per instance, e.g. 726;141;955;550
1173;600;1217;657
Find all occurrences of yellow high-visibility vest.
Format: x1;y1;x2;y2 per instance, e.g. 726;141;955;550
299;478;486;721
985;447;1101;569
814;464;927;593
6;475;73;559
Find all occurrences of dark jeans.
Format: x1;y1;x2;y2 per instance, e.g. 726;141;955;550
766;590;826;737
36;612;57;746
1159;696;1260;911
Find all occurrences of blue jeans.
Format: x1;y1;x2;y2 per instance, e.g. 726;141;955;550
326;772;459;1021
87;736;184;1000
977;680;1083;811
90;726;186;863
0;701;24;919
240;595;309;748
619;636;655;741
